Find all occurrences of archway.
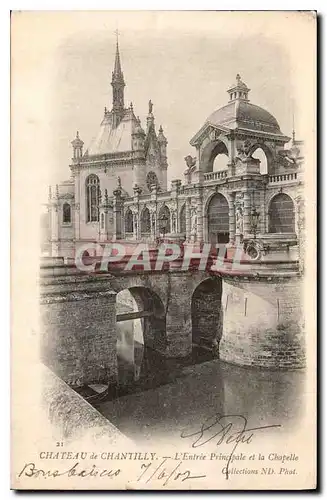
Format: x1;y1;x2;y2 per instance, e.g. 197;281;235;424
207;193;229;244
268;193;295;233
191;278;223;350
251;147;268;175
124;208;133;234
201;140;229;173
140;207;151;236
158;204;171;234
248;143;273;175
116;287;166;386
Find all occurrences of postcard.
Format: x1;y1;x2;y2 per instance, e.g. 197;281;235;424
11;10;317;490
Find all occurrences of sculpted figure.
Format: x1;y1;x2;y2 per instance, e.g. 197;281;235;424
184;155;197;171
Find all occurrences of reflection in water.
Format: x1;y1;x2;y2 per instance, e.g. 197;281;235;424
97;325;304;444
97;290;305;444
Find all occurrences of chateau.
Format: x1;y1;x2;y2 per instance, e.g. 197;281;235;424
46;38;304;266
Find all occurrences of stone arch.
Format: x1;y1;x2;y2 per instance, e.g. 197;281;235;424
191;277;223;349
179;203;186;235
124;207;134;234
115;286;167;385
200;139;229;173
116;286;166;350
158;204;171;234
206;192;230;244
248;142;274;175
62;202;71;224
268;193;295;233
140;206;151;235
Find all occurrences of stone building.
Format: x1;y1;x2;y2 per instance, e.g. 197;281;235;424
47;40;304;262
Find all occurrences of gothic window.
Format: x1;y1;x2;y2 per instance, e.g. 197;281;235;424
158;204;171;234
141;207;151;234
146;171;159;191
125;208;134;233
63;203;71;224
101;213;104;229
268;193;295;233
86;174;100;222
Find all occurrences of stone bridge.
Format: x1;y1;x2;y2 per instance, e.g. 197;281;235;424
40;259;305;390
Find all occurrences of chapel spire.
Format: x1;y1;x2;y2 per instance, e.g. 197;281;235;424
111;30;125;121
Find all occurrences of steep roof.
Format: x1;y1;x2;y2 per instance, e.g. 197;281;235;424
86;109;137;156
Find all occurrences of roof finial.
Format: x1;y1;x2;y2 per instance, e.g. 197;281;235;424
76;130;79;139
148;99;153;114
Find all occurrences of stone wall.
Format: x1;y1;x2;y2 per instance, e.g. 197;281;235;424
219;276;305;369
40;287;118;386
42;365;131;443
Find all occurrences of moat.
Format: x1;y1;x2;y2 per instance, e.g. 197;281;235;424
87;342;305;445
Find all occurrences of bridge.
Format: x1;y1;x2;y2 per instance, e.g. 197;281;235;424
39;247;304;392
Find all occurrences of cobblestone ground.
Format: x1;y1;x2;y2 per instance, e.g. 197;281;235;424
96;355;305;445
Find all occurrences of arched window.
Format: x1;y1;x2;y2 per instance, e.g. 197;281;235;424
125;208;134;234
180;204;186;234
63;203;71;224
140;207;151;234
146;171;159;191
86;174;100;222
268;193;295;233
207;193;229;244
158;205;171;234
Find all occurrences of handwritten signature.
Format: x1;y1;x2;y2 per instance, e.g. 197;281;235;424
181;413;281;480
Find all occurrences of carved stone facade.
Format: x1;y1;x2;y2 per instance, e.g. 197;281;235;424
46;53;304;264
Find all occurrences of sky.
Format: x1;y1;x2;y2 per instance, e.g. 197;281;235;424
11;11;314;206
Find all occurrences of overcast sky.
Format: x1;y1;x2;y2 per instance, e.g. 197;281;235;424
12;12;314;206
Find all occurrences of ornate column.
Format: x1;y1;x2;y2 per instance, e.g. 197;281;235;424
99;189;113;242
150;184;158;240
73;170;81;241
133;185;142;240
243;190;251;238
228;193;236;245
50;185;60;256
259;189;266;235
185;196;191;242
113;179;123;241
196;188;204;243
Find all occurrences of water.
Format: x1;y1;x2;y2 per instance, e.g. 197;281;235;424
94;343;305;445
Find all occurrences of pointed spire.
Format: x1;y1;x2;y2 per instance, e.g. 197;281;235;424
112;31;124;83
111;30;125;121
158;125;167;144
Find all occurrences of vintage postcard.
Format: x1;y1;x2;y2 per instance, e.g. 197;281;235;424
11;11;317;490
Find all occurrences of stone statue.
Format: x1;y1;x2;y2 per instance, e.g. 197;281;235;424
191;208;197;235
117;176;122;189
148;99;153;114
171;211;177;233
236;205;244;234
184;155;197;172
